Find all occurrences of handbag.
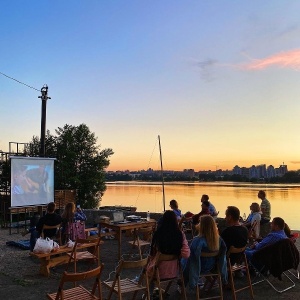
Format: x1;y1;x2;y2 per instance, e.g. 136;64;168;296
67;221;86;241
33;237;54;254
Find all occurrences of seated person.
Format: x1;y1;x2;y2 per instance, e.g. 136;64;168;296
221;206;248;276
245;217;287;264
243;202;261;239
169;199;182;220
147;210;190;280
201;194;218;217
31;202;62;251
182;215;227;290
61;202;87;242
192;200;210;225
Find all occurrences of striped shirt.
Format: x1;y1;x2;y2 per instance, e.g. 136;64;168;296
260;198;271;220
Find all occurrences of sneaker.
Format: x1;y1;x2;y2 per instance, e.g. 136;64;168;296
197;277;205;287
210;281;219;290
235;270;244;278
177;285;182;294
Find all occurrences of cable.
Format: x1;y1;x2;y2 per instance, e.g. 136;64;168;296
0;71;40;92
134;138;158;208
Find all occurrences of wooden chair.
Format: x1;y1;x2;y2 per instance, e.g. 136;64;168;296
227;246;254;300
196;251;223;300
103;257;150;300
66;237;101;273
248;220;259;243
179;216;195;241
128;226;154;258
42;223;62;245
47;264;103;300
148;253;187;300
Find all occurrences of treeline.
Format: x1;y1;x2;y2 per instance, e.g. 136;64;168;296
106;171;300;183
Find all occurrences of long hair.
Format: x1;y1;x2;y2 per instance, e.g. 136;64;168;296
61;202;75;222
197;215;219;251
151;210;183;256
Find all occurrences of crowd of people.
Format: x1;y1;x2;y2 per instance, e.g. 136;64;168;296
148;190;294;296
25;190;294;297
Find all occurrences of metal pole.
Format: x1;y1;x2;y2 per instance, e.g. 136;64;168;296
38;85;51;157
158;135;166;212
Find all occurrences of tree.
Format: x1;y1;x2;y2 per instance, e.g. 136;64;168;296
25;124;114;208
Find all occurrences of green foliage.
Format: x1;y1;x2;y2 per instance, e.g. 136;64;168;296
25;124;114;208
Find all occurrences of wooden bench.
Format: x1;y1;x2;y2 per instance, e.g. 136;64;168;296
30;241;103;277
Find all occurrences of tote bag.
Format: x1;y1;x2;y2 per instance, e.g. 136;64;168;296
67;221;86;241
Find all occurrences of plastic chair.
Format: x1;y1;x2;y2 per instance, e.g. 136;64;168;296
103;257;150;300
47;264;103;300
227;246;254;300
148;253;187;300
128;226;154;258
66;237;102;273
196;251;223;300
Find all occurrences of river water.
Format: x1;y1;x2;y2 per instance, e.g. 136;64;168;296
102;181;300;229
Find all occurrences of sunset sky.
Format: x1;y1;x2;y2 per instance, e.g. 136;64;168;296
1;1;300;172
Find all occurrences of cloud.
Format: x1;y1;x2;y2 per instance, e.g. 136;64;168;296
289;161;300;165
195;58;218;82
240;49;300;70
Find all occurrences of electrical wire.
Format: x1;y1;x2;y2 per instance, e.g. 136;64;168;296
134;137;158;208
0;71;40;92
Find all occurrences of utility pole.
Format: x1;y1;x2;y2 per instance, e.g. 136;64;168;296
38;85;51;157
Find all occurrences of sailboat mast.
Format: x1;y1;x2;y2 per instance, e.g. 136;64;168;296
158;135;166;212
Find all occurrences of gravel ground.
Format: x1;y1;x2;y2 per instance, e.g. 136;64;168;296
0;227;300;299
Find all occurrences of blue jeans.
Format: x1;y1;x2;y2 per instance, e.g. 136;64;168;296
30;229;40;252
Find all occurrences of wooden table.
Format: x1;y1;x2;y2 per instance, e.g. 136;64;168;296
30;241;103;277
99;219;156;260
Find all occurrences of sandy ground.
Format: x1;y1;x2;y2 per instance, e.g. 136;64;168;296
0;226;300;299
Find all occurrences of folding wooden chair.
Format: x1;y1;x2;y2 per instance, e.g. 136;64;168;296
103;257;150;300
248;220;259;244
47;264;103;300
128;226;154;258
42;223;62;245
148;253;187;300
227;246;254;300
66;237;101;273
196;251;223;300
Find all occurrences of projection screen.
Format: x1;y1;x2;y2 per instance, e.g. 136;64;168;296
11;156;55;207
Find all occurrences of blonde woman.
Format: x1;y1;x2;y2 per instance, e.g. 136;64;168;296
182;215;227;290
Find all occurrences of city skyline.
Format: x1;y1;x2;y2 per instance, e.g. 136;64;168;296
1;2;300;172
108;162;288;173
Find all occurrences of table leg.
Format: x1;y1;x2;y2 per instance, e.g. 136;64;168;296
118;228;121;260
39;259;50;277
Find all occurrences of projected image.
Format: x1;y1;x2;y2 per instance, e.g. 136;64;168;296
11;157;55;207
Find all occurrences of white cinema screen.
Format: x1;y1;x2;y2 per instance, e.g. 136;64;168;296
11;157;55;207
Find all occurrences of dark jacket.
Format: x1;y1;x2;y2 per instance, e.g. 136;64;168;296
252;238;299;280
36;213;62;238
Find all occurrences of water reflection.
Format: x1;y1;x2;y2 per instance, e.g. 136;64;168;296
102;182;300;229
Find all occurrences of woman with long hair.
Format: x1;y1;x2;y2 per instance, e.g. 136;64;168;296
149;210;190;279
61;202;87;242
183;215;227;290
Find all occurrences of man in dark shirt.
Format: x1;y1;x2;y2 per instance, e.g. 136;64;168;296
221;206;248;266
31;202;62;251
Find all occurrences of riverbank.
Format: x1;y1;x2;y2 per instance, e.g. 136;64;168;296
0;227;300;299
